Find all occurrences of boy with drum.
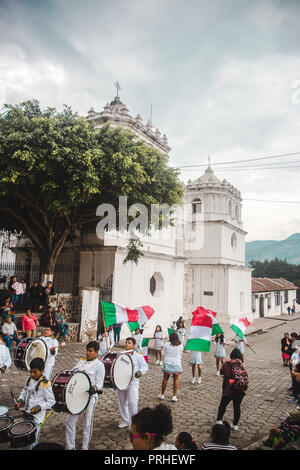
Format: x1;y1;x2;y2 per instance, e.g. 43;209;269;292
65;341;105;450
40;326;59;380
118;337;148;429
15;357;56;449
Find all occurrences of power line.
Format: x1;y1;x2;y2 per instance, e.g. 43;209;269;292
244;198;300;203
172;151;300;169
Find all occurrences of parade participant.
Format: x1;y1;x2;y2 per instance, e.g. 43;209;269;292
175;432;198;450
0;332;11;375
154;325;164;365
113;322;122;346
216;348;248;431
201;421;238;450
15;357;56;450
189;350;202;384
65;341;105;450
107;325;115;348
40;326;59;380
133;327;143;352
214;333;226;375
1;315;20;351
118;337;148;429
158;332;183;402
176;321;186;346
130;404;176;450
98;329;110;357
234;334;245;363
22;309;39;338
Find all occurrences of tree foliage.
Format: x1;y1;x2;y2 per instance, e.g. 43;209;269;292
0;100;183;276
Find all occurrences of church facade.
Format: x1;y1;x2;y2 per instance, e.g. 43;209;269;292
11;93;252;337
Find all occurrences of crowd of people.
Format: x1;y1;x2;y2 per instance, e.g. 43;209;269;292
1;304;300;451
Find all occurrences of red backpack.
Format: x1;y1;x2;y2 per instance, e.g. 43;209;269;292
230;360;248;392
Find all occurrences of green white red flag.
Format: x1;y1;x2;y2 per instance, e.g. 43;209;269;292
206;309;224;336
184;307;213;352
141;337;150;362
128;306;155;332
231;317;250;339
101;301;139;327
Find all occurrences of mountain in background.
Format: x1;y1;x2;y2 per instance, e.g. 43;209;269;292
246;233;300;265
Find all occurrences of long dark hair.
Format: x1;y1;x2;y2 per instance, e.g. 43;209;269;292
154;325;162;337
169;332;181;346
211;421;231;445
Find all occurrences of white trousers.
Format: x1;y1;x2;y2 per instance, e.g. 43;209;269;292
65;395;98;450
43;362;54;381
117;380;139;426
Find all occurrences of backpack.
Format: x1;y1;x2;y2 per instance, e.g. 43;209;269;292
230;360;248;392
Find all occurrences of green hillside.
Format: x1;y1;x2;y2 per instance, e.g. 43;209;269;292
246;233;300;265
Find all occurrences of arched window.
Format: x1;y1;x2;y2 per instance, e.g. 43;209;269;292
228;200;232;217
192;199;202;214
231;232;237;249
235;205;239;221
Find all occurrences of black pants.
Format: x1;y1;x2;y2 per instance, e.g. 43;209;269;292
217;393;244;425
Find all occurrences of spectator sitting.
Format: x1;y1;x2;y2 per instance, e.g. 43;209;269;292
0;296;13;316
263;407;300;449
2;309;16;323
1;316;20;351
29;281;43;312
40;281;55;311
55;304;69;343
201;421;238;450
40;305;58;335
22;309;39;338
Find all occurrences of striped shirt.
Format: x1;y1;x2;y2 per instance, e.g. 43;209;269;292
201;442;238;450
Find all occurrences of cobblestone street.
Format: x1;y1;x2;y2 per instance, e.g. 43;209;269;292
1;314;300;451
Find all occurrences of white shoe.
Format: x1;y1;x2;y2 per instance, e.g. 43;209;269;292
216;371;220;376
155;360;159;365
231;424;238;431
158;394;165;400
198;377;202;384
191;377;196;384
216;420;223;425
159;361;163;366
171;396;178;402
118;422;129;429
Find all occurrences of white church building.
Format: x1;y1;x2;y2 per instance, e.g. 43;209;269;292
10;93;252;338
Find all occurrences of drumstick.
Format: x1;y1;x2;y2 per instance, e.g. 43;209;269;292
9;388;17;405
40;410;52;427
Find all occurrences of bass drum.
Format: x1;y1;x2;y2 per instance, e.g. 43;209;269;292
51;370;91;415
0;416;13;443
100;352;134;391
7;421;37;448
14;338;48;371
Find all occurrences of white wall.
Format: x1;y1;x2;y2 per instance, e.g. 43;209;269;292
112;248;185;340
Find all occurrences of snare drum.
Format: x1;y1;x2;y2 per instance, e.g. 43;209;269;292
51;370;91;415
14;338;48;371
0;416;13;443
7;420;37;448
0;406;9;417
100;352;134;390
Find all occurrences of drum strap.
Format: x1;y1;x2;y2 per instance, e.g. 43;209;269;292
26;376;48;392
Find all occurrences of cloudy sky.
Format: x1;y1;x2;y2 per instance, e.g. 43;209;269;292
1;0;300;242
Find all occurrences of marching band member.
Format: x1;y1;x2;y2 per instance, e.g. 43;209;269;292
118;336;148;429
15;357;56;449
65;341;105;450
40;326;59;380
0;331;11;375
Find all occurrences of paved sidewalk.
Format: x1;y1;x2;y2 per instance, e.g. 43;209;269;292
1;314;300;451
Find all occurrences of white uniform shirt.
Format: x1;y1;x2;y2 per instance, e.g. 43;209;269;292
18;376;56;425
0;342;11;370
176;328;186;345
40;335;59;367
125;350;148;384
72;357;105;390
162;342;184;364
2;322;17;336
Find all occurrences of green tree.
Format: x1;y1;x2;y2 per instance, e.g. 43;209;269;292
0;100;183;280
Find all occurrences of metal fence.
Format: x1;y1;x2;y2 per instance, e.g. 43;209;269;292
0;262;79;295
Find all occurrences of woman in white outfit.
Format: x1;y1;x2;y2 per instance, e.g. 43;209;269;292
189;350;202;384
158;332;183;402
176;321;186;346
130;403;176;450
214;333;226;375
154;325;164;365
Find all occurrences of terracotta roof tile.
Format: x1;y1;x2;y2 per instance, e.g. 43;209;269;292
252;277;298;293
